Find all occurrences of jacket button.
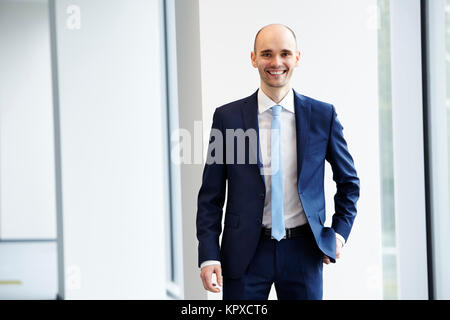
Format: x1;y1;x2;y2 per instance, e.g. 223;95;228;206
259;193;265;198
256;218;262;224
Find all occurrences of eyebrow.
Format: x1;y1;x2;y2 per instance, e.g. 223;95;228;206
259;49;293;54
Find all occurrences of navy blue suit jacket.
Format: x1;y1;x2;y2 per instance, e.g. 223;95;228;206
196;89;360;279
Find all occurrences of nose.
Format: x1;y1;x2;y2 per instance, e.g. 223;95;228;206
270;55;283;67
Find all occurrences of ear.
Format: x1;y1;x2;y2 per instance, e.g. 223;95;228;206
295;50;301;67
251;51;257;68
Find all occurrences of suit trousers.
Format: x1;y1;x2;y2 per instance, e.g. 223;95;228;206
222;224;323;300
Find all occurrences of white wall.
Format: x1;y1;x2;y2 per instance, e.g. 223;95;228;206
198;0;383;299
173;0;208;299
52;0;168;299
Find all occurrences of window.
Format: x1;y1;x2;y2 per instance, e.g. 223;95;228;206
426;0;450;299
377;0;398;299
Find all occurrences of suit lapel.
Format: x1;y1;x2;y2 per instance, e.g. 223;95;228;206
241;89;311;189
241;89;265;188
293;90;311;186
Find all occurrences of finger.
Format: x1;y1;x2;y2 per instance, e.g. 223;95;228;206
201;269;212;290
323;255;330;264
200;272;209;290
336;240;342;259
200;269;211;290
216;266;223;287
204;270;220;293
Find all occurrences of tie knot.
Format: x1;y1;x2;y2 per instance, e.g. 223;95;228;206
271;105;282;117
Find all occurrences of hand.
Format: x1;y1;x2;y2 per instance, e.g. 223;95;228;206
200;264;222;293
323;237;344;264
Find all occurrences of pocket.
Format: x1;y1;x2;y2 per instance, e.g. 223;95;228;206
224;213;239;229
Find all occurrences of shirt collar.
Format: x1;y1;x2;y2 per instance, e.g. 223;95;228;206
257;87;295;114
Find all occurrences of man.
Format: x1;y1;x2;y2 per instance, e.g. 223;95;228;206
196;24;360;300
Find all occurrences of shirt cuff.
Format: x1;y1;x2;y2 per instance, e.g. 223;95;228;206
200;260;221;269
335;233;346;247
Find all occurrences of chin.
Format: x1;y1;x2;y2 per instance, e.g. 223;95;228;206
267;82;288;88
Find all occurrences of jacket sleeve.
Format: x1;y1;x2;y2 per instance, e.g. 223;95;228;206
325;105;360;241
196;109;227;267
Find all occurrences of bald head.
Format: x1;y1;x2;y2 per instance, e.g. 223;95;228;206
253;24;298;54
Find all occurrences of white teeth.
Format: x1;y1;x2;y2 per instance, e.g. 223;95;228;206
269;71;285;75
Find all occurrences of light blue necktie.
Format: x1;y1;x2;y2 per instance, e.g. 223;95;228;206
271;105;285;241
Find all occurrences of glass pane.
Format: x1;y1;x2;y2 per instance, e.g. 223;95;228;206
0;0;58;299
0;0;57;239
427;0;450;299
377;0;398;299
447;2;450;173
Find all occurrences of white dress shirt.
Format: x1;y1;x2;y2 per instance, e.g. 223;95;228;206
200;88;345;269
258;87;307;228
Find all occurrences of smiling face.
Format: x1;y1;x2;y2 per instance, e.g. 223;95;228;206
251;24;300;92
